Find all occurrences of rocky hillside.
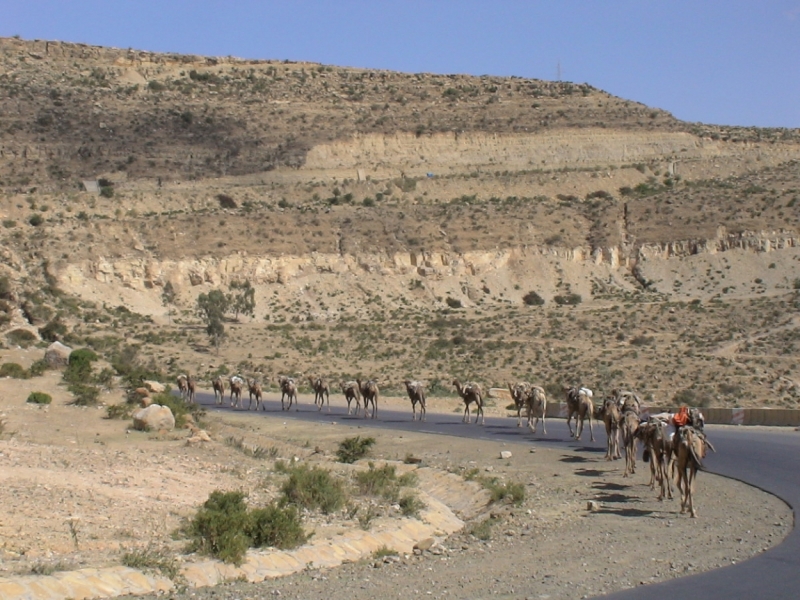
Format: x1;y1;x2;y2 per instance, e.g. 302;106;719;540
2;37;800;408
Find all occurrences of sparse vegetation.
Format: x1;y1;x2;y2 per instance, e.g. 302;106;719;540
280;463;347;514
26;391;52;404
182;490;307;565
336;436;376;463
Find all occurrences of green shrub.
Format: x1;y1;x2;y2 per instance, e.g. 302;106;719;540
445;297;462;309
65;348;98;383
121;545;179;579
39;318;67;342
0;362;29;379
476;475;526;506
248;504;307;549
26;391;52;405
106;402;135;420
553;293;582;306
6;329;37;348
184;490;251;565
28;214;44;227
522;291;545;306
28;358;48;377
183;490;307;565
373;545;398;559
336;436;376;463
399;493;425;518
469;516;499;541
354;462;417;502
67;382;100;406
280;464;347;514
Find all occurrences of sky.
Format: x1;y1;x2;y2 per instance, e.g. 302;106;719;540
2;1;799;128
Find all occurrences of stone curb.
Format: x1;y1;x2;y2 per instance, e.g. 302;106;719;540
0;465;489;600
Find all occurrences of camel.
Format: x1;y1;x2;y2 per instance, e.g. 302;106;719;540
507;382;532;427
212;376;225;405
176;374;189;400
621;408;640;477
564;386;595;442
675;427;716;518
612;388;642;414
640;417;674;501
403;380;427;422
308;376;330;412
357;379;379;419
229;375;245;408
341;380;361;415
600;397;622;460
247;378;263;410
523;385;547;434
186;375;196;404
278;375;298;411
452;379;484;425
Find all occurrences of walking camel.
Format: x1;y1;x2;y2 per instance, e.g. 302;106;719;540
247;378;263;410
600;397;622;460
229;375;245;408
564;386;595;442
507;382;532;427
357;379;379;419
176;374;189;400
186;375;197;404
212;376;225;405
524;385;547;435
341;381;361;415
278;376;298;411
452;379;485;425
308;376;330;412
403;380;427;422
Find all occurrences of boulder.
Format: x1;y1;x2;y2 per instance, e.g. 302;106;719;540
143;380;166;394
132;404;175;432
44;341;73;368
500;450;513;459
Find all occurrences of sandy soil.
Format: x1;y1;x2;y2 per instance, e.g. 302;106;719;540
0;352;793;599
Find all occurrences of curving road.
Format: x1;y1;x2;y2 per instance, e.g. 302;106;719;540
194;392;800;600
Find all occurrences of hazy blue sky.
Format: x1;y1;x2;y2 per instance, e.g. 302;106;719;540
3;1;799;128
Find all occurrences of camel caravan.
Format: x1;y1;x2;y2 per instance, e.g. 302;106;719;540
173;373;716;517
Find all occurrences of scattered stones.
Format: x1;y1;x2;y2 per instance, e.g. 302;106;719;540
587;501;600;512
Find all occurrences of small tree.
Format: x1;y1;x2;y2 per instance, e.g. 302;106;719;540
228;280;256;321
197;290;229;353
161;281;177;325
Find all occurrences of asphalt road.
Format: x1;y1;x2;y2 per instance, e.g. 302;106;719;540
195;392;800;600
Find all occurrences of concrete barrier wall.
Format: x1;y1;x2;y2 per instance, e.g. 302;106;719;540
544;403;800;427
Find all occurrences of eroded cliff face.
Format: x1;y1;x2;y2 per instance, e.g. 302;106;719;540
49;229;800;320
303;130;800;177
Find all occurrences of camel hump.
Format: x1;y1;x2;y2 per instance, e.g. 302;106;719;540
579;387;593;398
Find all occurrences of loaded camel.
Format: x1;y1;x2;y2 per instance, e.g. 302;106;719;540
229;375;245;409
212;376;225;405
564;386;595;442
247;378;263;410
341;380;361;415
309;376;331;412
675;426;716;518
452;379;485;425
639;417;674;501
403;380;427;422
357;379;379;419
278;376;298;411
